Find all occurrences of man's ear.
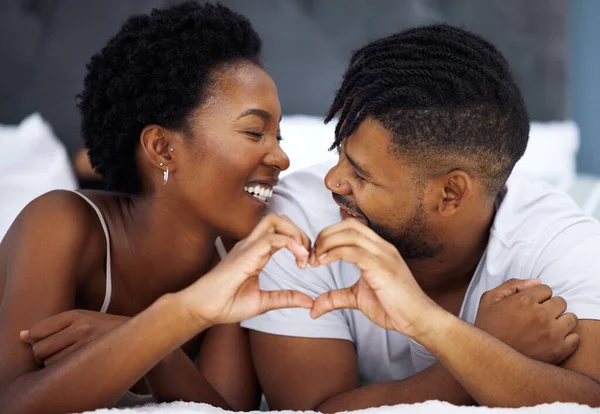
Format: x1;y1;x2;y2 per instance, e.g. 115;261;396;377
436;170;473;217
139;125;174;170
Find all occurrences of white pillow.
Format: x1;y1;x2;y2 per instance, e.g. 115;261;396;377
0;113;77;240
513;120;579;190
279;115;580;188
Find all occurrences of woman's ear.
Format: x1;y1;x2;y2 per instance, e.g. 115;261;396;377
140;125;174;169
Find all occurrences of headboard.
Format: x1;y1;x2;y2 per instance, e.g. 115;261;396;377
0;0;568;154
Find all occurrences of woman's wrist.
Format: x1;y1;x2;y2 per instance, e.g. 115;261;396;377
169;289;215;334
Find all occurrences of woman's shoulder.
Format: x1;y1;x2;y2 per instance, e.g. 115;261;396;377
4;190;113;284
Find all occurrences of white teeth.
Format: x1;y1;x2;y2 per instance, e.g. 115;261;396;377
244;184;273;201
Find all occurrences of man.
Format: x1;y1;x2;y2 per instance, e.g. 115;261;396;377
242;24;600;410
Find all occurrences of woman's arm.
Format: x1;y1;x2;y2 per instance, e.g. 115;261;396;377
2;204;311;414
0;192;210;413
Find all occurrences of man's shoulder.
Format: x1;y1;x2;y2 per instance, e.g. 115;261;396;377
269;161;340;239
490;175;600;250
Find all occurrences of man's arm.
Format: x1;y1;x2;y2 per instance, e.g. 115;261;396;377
250;331;470;412
250;278;576;412
421;317;600;407
308;219;600;408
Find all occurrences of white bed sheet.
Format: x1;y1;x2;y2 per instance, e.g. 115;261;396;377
83;400;599;414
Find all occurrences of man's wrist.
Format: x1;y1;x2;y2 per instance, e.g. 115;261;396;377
409;307;459;351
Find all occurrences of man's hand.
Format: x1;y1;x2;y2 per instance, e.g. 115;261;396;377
309;219;439;337
475;279;580;364
21;310;129;366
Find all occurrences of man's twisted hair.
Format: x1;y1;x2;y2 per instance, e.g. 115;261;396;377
326;24;530;196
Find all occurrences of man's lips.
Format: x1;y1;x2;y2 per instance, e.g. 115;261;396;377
337;204;368;225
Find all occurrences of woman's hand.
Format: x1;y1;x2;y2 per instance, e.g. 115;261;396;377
20;310;129;366
180;214;314;326
309;218;442;339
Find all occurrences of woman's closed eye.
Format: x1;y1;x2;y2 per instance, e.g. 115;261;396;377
245;131;264;140
245;131;283;142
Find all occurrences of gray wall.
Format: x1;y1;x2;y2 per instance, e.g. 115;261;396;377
1;0;568;155
570;0;600;175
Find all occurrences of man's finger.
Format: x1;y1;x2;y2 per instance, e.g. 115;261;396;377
482;279;542;304
310;285;359;319
259;289;314;314
541;296;568;319
21;312;75;344
312;228;383;262
519;284;553;304
314;218;381;248
557;332;581;364
557;312;579;335
317;246;380;274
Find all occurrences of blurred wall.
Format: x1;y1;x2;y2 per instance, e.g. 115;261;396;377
570;0;600;175
0;0;568;155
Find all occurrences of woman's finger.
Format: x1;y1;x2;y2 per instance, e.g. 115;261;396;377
247;214;309;249
31;325;77;363
21;311;75;344
43;343;81;366
279;214;311;251
250;233;310;270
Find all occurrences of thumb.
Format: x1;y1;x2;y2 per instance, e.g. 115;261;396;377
259;289;314;314
310;286;359;319
487;278;542;303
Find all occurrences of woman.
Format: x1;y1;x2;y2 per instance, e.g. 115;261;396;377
0;3;313;413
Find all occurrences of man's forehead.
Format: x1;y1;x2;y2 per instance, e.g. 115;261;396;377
344;118;410;181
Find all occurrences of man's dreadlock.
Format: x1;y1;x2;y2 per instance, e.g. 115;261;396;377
325;24;530;196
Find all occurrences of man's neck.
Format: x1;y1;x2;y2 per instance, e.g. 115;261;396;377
408;207;495;295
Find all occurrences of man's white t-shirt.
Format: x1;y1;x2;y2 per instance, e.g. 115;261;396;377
242;160;600;385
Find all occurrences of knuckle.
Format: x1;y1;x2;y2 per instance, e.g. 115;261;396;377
518;294;533;307
479;291;492;304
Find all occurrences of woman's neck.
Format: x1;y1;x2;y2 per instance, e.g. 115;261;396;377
111;193;220;309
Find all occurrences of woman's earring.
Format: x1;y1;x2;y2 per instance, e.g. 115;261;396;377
336;183;341;187
170;148;174;152
163;166;169;185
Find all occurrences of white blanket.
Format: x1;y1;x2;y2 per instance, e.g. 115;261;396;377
83;400;599;414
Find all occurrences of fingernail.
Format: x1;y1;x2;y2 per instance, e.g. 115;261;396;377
19;330;28;341
318;253;328;263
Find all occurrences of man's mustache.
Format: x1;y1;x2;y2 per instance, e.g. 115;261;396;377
332;193;366;218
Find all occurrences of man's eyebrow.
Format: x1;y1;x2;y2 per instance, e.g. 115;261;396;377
236;108;282;122
344;147;373;179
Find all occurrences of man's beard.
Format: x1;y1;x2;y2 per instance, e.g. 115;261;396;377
333;193;441;260
368;202;442;261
